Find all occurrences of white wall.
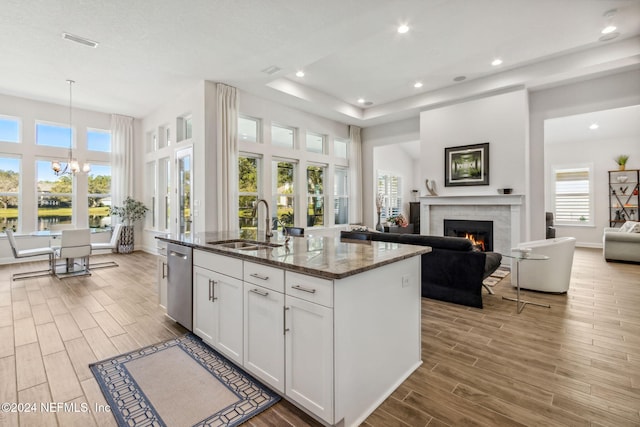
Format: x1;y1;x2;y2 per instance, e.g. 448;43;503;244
545;134;640;247
373;144;415;223
529;68;640;242
362;117;419;227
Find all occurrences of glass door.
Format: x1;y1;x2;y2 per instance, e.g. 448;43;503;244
176;147;192;235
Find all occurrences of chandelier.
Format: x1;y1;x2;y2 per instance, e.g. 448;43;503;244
51;79;90;175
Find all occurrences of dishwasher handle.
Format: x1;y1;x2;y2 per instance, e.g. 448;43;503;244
169;250;188;260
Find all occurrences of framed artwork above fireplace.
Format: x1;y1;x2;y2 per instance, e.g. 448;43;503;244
444;142;490;187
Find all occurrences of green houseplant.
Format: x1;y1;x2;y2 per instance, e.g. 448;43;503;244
614;155;629;171
110;197;149;253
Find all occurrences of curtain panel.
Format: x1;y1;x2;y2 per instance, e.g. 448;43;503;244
110;114;134;220
349;125;363;224
216;84;239;231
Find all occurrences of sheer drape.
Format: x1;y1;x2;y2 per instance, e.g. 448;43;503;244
216;84;239;231
110;114;134;213
349;125;363;224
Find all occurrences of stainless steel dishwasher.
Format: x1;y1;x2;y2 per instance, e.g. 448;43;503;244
166;243;193;331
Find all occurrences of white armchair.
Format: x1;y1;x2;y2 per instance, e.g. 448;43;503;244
603;224;640;263
511;237;576;293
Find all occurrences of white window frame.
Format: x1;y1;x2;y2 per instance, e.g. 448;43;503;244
552;164;594;226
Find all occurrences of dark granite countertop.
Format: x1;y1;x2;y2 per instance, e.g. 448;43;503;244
156;230;430;280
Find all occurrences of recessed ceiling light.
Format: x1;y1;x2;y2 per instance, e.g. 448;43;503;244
397;24;410;34
414;82;423;88
601;25;617;34
357;98;366;104
589;123;599;130
491;58;503;66
453;76;467;82
295;70;305;78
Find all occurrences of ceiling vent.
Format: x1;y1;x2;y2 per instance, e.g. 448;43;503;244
62;32;99;48
261;65;282;75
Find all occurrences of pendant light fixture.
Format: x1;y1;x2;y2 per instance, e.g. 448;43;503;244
51;79;90;176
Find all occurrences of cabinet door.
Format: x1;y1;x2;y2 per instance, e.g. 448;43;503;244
193;267;244;365
285;295;334;424
244;283;285;393
157;255;168;308
193;266;216;344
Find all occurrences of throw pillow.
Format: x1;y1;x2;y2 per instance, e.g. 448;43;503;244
626;221;640;233
619;221;637;232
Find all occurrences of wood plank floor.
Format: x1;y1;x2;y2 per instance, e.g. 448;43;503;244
0;248;638;426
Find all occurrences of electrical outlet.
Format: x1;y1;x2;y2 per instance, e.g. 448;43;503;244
402;274;411;288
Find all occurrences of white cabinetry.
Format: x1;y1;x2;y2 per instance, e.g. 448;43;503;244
156;242;168;308
193;251;243;365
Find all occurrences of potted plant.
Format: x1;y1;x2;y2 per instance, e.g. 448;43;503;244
615;155;629;171
110;197;149;253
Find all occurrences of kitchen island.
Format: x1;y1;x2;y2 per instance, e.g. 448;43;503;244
158;231;430;427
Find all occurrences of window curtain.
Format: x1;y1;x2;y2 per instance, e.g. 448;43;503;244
110;114;134;218
216;83;239;231
348;125;363;224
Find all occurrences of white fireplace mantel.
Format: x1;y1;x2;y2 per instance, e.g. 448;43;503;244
419;194;525;255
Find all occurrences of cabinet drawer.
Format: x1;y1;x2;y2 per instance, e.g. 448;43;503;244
244;261;285;293
286;271;333;307
194;250;243;279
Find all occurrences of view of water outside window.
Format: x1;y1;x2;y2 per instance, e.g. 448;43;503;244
0;157;20;231
88;164;112;227
37;160;73;229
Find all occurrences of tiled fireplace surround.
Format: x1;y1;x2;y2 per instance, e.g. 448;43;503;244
420;194;525;257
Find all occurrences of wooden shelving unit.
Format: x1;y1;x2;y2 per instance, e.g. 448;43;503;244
608;169;639;227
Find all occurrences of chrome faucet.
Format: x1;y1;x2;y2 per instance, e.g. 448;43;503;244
252;199;273;241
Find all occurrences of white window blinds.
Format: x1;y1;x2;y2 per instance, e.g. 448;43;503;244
554;168;591;224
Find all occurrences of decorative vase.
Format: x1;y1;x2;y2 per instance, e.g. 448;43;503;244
619;164;626;171
118;225;135;253
376;212;384;232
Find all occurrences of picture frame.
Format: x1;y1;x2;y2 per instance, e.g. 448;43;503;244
444;142;490;187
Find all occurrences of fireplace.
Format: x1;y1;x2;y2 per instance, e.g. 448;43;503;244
444;219;494;252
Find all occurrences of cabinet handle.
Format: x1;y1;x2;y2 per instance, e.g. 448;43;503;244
250;288;269;297
250;273;269;281
292;284;316;294
209;279;218;301
161;262;167;279
283;306;290;335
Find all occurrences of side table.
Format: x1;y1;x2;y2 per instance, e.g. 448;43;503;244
502;249;550;313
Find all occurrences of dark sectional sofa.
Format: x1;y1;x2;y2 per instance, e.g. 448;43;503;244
341;231;502;308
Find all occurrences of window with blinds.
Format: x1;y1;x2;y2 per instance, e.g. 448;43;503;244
554;167;592;224
377;172;402;220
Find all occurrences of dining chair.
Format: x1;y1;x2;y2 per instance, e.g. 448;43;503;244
6;229;55;280
56;228;92;278
90;224;123;269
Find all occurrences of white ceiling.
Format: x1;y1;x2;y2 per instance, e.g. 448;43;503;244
1;0;639;126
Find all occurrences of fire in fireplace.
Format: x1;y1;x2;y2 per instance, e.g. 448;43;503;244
444;219;494;252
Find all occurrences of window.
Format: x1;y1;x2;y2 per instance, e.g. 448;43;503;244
334;138;348;159
239;116;260;143
184;117;192;140
554;167;592;225
307;165;325;227
377;171;402;220
306;132;325;154
273;160;295;228
88;164;111;227
87;129;111;152
272;124;295;149
238;155;260;232
36;122;72;148
37;160;73;229
0;157;20;232
334;167;349;224
159;157;171;231
0;116;20;143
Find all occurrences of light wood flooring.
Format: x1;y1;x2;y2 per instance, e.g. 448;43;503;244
0;248;638;426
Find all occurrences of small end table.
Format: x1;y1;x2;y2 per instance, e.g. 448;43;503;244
502;250;550;314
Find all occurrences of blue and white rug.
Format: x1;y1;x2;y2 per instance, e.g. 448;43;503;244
90;333;280;427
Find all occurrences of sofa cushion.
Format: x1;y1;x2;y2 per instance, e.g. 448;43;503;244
369;233;473;251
